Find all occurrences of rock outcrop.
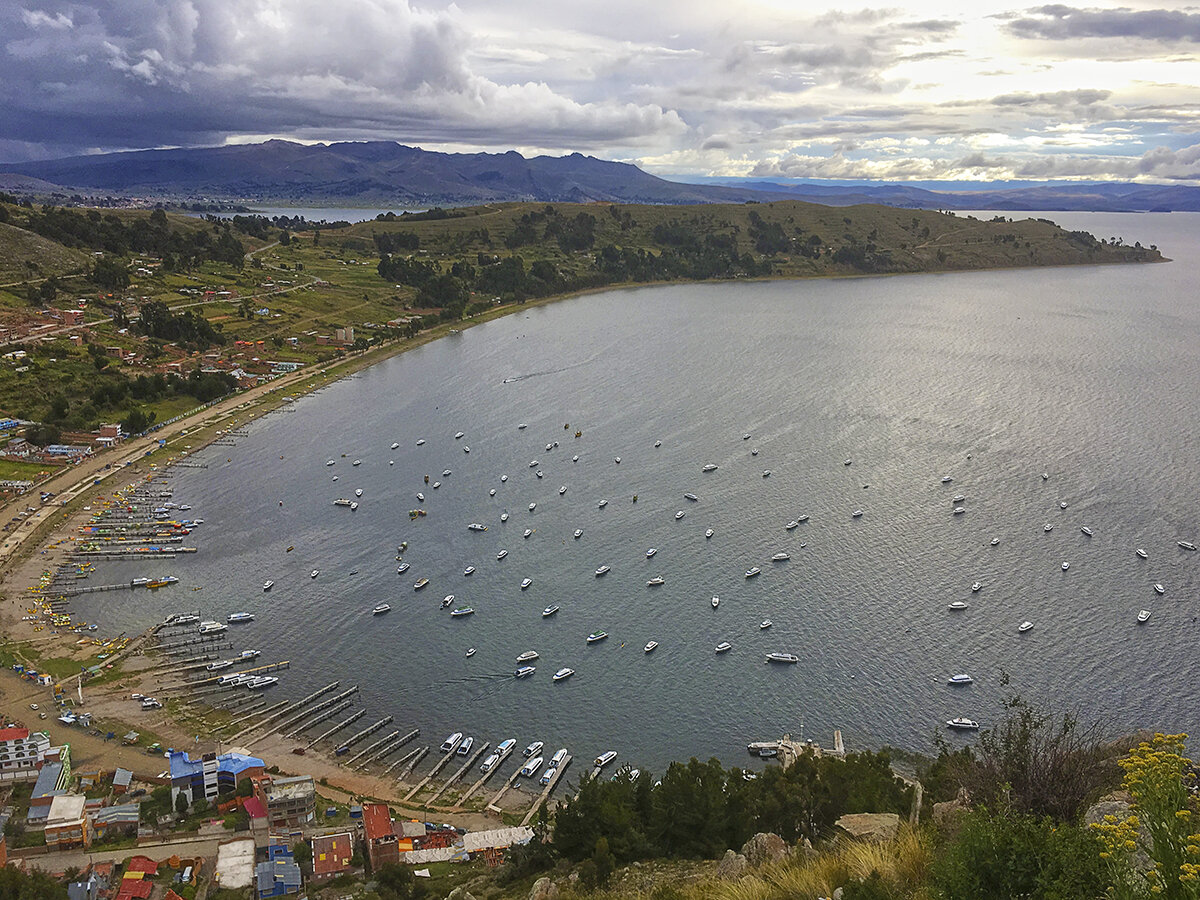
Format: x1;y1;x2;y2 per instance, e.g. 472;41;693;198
835;813;900;842
716;849;748;879
740;832;789;866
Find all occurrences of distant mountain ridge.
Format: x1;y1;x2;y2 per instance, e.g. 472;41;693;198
2;141;1197;211
0;141;781;205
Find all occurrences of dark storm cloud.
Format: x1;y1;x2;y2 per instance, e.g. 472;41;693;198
1007;5;1200;42
0;0;685;160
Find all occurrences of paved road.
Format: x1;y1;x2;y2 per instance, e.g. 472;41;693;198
22;834;230;873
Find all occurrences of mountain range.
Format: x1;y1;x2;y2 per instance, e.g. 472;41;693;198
2;140;1198;212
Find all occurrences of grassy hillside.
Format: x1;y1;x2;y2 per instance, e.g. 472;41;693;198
0;198;1162;439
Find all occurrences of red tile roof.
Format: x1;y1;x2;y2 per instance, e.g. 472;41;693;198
242;795;267;819
125;856;159;875
0;727;30;741
362;803;395;841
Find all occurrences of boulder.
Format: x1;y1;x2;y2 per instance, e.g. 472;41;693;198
835;813;900;842
528;876;559;900
933;787;971;830
740;832;788;867
715;849;748;879
1085;792;1151;872
446;889;478;900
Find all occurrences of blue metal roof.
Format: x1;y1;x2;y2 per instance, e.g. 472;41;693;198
168;749;264;781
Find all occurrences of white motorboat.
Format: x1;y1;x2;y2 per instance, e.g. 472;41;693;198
762;470;771;477
524;740;544;758
595;565;610;576
355;488;363;497
441;594;455;608
797;515;809;522
711;596;720;608
742;433;751;440
480;753;500;773
240;649;260;659
550;748;568;767
501;474;508;482
397;562;410;574
644;640;659;653
684;493;698;502
540;767;557;785
647;576;665;586
450;607;475;617
594;750;617;768
953;507;965;515
334;498;351;507
464;566;476;576
1136;548;1148;558
1081;526;1094;536
572;455;579;462
542;605;559;617
490;488;496;496
352;459;361;466
1154;583;1165;594
990;538;1000;546
529;460;539;468
416;492;425;502
458;736;474;756
263;580;274;591
228;612;255;623
760;619;772;629
466;647;476;656
675;510;685;520
521;578;533;590
587;631;608;643
614;457;621;464
311;570;319;578
852;509;863;518
206;660;233;671
844;458;852;466
517;650;539;662
1060;501;1068;509
414;578;429;590
515;666;536;678
468;523;488;532
574;529;583;539
715;642;732;653
948;601;969;610
529;503;536;511
559;486;567;495
745;567;761;578
518;423;527;429
941;475;953;483
952;495;965;503
455;431;465;439
751;449;759;456
1062;562;1069;570
705;528;715;539
350;502;358;511
598;499;608;508
520;756;545;778
326;460;335;466
948;674;973;684
1180;541;1199;551
1138;609;1152;623
946;717;979;730
654;440;662;447
373;604;391;615
524;528;533;539
702;464;718;472
535;471;543;478
1044;523;1053;532
416;439;425;445
1018;621;1034;633
786;520;798;530
501;512;510;522
441;732;464;753
772;552;790;561
497;549;508;559
553;667;574;682
766;652;799;664
646;547;658;557
971;581;982;592
391;442;399;449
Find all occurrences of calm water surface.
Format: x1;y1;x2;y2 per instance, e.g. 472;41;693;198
79;212;1200;775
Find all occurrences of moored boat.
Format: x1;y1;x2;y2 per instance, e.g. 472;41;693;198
516;650;539;662
1018;620;1034;633
587;631;608;643
644;640;659;653
1138;609;1152;623
515;666;536;678
647;576;665;586
373;604;391;615
553;667;574;682
450;607;475;617
595;565;610;576
948;674;973;684
227;612;254;623
262;580;273;591
766;652;798;664
745;567;761;578
414;578;429;590
715;641;732;653
542;605;559;617
521;578;533;590
594;750;617;768
946;717;979;730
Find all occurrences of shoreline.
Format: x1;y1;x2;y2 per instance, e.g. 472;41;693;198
0;254;1165;824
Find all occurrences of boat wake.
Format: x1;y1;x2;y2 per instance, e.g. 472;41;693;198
502;359;595;384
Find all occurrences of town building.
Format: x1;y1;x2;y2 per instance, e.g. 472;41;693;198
90;802;140;840
255;844;302;898
168;749;264;807
311;831;355;882
255;774;315;829
0;726;52;782
45;794;89;849
362;802;398;870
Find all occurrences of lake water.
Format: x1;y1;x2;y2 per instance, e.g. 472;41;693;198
78;212;1200;776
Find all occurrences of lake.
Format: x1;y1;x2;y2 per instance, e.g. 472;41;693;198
78;211;1200;776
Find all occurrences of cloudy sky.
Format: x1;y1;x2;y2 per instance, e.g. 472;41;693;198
2;0;1198;182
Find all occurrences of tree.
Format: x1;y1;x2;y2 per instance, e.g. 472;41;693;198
24;424;61;447
0;864;68;899
92;256;130;290
175;792;190;816
292;841;312;872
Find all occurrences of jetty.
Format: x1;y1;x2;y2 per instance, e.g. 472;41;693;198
427;741;490;805
520;755;570;825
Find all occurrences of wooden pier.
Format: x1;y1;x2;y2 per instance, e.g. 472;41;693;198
520;755;571;825
306;710;364;750
283;700;352;740
269;685;358;739
383;745;423;777
227;681;338;741
427;742;490;806
334;716;393;756
403;746;460;802
485;767;524;814
400;747;428;779
356;728;419;770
